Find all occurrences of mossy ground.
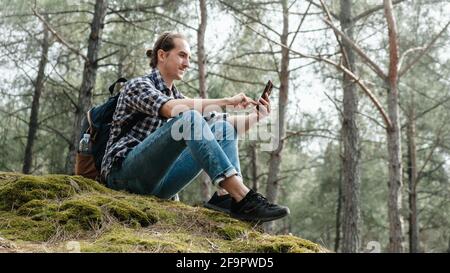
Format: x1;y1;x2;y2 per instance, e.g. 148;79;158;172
0;172;327;253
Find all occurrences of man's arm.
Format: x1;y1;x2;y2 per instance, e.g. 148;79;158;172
159;93;257;118
227;95;270;135
159;98;230;118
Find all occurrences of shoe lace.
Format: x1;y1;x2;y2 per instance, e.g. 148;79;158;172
254;193;272;208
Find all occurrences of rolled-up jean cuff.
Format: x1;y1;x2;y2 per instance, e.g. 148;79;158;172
211;166;239;186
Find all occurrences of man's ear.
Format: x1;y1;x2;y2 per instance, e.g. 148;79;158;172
157;49;167;63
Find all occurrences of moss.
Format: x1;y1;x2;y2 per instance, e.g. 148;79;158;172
216;224;248;240
16;200;58;221
0;173;108;210
83;227;187;253
233;235;325;253
0;212;56;241
0;172;328;253
58;199;103;230
106;200;156;227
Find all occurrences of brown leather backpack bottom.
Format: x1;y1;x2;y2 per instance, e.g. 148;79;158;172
75;152;101;182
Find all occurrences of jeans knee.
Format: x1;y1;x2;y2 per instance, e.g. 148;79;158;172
173;109;211;141
212;120;237;141
183;109;202;118
180;109;204;124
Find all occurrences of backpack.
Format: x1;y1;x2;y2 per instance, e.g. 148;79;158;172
74;78;145;183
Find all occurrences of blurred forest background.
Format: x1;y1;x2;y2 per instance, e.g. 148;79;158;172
0;0;449;253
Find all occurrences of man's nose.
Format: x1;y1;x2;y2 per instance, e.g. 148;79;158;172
184;59;190;68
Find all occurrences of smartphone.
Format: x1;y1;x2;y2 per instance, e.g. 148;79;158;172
256;80;273;110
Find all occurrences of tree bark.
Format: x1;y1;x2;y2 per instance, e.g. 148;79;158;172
339;0;361;253
334;138;344;252
384;0;404;253
22;22;50;174
407;94;419;253
197;0;211;202
265;0;289;232
66;0;109;173
250;142;259;192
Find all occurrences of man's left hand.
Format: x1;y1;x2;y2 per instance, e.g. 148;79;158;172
256;94;271;121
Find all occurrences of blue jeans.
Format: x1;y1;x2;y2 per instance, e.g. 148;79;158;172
106;110;241;199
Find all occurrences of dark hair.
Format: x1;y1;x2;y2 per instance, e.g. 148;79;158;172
146;32;186;68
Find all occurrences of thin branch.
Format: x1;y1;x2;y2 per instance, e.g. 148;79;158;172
357;110;387;130
208;61;277;72
398;46;425;73
96;49;120;63
353;0;406;22
219;0;282;37
32;7;88;62
2;9;94;18
40;125;72;145
416;122;446;185
323;18;387;80
398;20;450;78
305;0;339;20
106;8;157;33
318;0;350;69
283;128;335;141
288;1;311;49
229;51;282;61
323;90;344;117
234;14;393;128
208;72;265;86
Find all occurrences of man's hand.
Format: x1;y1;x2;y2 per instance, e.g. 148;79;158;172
227;93;271;135
228;93;258;109
255;93;271;121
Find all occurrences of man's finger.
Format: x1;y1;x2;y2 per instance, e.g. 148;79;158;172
259;97;269;105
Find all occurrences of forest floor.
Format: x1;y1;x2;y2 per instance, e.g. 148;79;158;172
0;172;327;253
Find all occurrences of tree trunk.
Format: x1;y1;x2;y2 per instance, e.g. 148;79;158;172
334;161;343;252
265;0;289;233
249;142;259;192
386;84;404;253
384;0;404;253
197;0;211;201
339;0;361;253
407;95;419;253
66;0;108;173
335;139;343;252
22;23;50;174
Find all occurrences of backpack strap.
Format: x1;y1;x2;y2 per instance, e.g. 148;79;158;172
86;109;94;136
108;78;128;95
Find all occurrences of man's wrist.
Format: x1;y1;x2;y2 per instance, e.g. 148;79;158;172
222;97;232;106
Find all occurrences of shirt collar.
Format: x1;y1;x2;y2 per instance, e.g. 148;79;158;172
148;68;177;97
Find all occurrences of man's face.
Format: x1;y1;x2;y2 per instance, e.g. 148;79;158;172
159;38;191;81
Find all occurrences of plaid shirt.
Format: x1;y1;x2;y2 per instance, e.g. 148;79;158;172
101;68;226;180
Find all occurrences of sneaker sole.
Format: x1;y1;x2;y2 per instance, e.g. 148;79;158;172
231;208;290;223
203;202;231;214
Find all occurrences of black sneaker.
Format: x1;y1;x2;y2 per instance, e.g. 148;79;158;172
230;190;290;222
204;192;232;214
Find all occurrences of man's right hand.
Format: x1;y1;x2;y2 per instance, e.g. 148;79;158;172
228;93;257;109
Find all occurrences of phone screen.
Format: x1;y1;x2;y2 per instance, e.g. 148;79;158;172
257;80;273;111
261;80;273;99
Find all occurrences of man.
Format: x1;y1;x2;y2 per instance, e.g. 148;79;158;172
101;32;289;222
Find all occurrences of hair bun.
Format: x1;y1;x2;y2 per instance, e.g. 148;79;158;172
146;49;153;58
